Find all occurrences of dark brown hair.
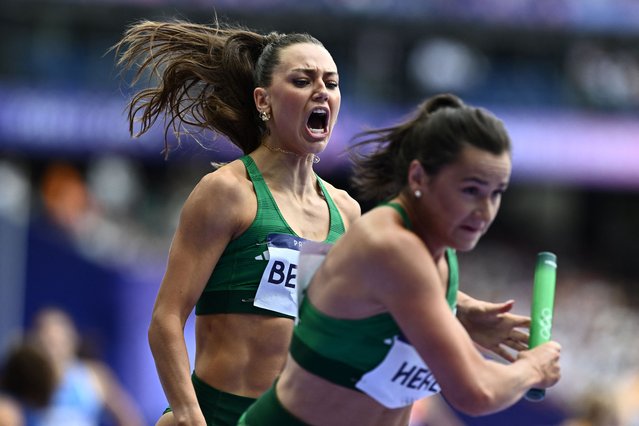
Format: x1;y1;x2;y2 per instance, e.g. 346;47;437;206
1;342;56;407
113;19;323;157
349;93;511;201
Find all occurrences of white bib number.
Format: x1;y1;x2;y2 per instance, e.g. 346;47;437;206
355;335;441;408
296;240;333;314
253;234;307;317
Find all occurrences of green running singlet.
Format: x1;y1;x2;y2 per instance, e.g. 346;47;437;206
195;155;346;318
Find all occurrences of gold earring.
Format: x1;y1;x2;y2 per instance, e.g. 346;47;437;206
259;111;270;122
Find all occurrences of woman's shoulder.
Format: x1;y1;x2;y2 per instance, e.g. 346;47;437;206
319;179;361;225
181;159;256;229
350;209;442;310
354;207;426;262
194;159;253;199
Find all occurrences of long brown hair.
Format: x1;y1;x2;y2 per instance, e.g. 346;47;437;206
349;93;511;201
113;19;323;157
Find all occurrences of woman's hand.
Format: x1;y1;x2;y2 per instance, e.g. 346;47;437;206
518;341;562;389
456;292;530;362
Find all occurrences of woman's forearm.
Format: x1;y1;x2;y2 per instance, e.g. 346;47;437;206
148;315;202;422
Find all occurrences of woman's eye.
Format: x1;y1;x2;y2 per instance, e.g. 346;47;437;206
462;187;479;196
326;81;339;89
293;79;309;87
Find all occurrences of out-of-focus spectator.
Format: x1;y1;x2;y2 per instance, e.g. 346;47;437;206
0;398;22;426
37;160;177;269
616;372;639;426
0;341;56;426
40;163;91;236
28;307;145;426
560;391;621;426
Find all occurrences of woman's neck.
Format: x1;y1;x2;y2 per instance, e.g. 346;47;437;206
262;142;320;164
394;194;447;261
251;145;320;199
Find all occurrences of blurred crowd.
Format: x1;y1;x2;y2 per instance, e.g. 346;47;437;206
0;306;144;426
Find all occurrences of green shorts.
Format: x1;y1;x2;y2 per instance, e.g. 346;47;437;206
237;384;307;426
163;372;256;426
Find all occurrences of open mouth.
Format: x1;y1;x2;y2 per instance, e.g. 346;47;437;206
307;108;328;134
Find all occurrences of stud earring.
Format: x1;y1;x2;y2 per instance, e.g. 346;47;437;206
414;189;422;199
259;111;270;122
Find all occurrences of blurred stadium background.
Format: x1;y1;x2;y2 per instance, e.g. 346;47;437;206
1;0;639;424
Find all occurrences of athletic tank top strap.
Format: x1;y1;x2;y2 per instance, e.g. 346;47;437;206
378;201;458;308
240;155;345;240
379;202;412;229
317;177;346;238
240;155;276;219
446;249;459;308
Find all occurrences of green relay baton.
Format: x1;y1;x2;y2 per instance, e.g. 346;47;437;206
525;251;557;402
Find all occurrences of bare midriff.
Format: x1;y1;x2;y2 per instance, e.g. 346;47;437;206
193;313;294;398
276;357;411;426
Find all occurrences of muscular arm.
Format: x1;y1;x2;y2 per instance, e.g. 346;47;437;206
148;168;252;426
368;231;560;416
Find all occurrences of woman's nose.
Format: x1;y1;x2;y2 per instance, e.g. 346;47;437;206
475;198;495;221
313;83;329;102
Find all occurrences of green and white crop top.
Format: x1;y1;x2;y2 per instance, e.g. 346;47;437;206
195;155;346;319
291;202;459;408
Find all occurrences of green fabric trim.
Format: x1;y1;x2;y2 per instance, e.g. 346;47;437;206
290;333;365;390
379;202;412;229
238;384;308;426
163;372;256;426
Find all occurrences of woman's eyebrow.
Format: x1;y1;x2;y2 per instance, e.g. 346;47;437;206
463;176;509;190
291;67;339;77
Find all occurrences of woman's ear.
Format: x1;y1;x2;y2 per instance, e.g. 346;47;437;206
254;87;270;112
407;159;428;193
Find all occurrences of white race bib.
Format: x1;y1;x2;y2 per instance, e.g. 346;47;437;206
355;335;441;408
253;234;307;317
296;240;333;314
